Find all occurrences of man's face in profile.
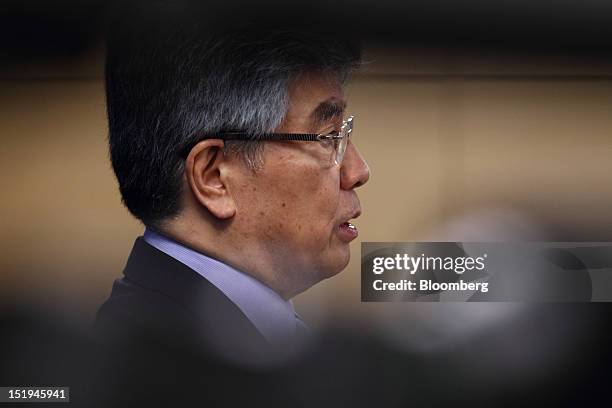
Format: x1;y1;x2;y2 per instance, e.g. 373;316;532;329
227;72;370;297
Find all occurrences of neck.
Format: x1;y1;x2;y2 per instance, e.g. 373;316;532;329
156;215;299;300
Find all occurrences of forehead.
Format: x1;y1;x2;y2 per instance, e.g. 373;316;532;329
283;72;346;127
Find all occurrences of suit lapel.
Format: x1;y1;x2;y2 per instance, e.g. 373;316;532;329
123;238;272;359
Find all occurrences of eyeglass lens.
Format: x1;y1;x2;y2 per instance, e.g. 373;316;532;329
335;116;353;165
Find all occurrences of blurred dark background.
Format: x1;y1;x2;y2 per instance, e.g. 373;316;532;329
3;0;612;58
2;1;612;406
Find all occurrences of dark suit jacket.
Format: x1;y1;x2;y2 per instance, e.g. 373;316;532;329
95;238;307;406
96;237;272;362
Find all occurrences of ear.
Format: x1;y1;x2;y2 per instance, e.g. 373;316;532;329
185;139;236;220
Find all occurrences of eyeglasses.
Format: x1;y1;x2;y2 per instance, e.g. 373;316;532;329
210;115;354;166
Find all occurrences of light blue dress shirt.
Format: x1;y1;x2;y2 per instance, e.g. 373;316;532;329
143;228;300;346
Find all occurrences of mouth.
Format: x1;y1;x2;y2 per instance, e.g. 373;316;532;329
337;210;361;243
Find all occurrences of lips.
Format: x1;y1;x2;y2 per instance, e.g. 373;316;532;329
337;221;358;242
337;209;361;242
341;221;357;231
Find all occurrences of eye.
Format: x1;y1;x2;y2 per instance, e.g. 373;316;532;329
319;138;335;150
319;128;340;150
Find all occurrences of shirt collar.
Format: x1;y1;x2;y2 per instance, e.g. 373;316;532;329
142;228;298;345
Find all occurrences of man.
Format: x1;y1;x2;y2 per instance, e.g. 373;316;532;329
97;14;370;364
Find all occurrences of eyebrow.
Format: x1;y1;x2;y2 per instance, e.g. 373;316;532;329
311;99;346;128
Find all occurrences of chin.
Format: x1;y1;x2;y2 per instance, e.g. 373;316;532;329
320;247;351;280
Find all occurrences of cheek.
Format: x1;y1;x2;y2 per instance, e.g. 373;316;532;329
252;165;340;244
230;140;342;243
281;175;338;233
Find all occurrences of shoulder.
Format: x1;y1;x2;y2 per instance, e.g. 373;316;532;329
96;276;198;338
95;238;272;359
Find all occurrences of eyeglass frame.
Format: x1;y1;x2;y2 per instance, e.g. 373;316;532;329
185;115;354;166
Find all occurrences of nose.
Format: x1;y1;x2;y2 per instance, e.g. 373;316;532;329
340;141;370;190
